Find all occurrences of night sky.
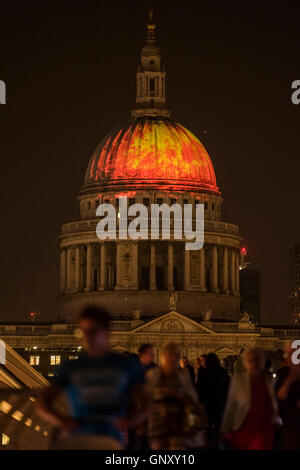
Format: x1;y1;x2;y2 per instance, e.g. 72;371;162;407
0;0;300;324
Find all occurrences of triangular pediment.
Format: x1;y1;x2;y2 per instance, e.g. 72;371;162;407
132;311;215;334
215;346;237;358
110;344;129;353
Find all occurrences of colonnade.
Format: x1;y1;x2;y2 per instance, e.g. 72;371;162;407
60;242;240;295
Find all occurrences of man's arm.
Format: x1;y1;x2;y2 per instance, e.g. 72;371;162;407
277;363;300;401
37;384;80;432
127;382;149;429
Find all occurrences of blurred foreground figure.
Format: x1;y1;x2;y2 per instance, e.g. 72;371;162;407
221;348;277;450
37;305;145;450
197;353;229;448
138;343;156;372
276;348;300;449
194;357;201;383
127;343;156;449
179;356;196;382
147;343;207;450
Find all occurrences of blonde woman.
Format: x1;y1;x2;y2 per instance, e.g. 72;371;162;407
146;343;206;450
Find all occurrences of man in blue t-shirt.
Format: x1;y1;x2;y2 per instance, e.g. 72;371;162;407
38;305;146;449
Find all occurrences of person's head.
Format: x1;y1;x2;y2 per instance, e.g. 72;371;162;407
179;356;188;368
78;305;110;357
199;354;207;368
205;353;220;370
194;357;201;369
138;343;154;366
161;343;180;373
242;348;265;375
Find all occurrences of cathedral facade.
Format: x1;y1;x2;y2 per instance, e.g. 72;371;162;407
1;12;299;375
58;11;241;325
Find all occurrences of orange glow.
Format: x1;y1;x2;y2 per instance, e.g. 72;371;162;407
84;117;219;194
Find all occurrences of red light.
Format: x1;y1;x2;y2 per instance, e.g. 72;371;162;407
240;247;247;256
86;119;220;194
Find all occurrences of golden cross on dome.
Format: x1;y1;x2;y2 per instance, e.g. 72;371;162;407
146;3;156;43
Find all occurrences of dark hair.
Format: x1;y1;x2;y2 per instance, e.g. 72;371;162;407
79;305;110;330
205;352;221;370
138;343;153;355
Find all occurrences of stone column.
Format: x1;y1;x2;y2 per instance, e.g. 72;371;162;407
199;247;206;291
184;248;190;290
115;242;121;290
98;243;106;290
84;243;92;292
231;248;236;294
75;245;80;291
132;243;139;289
66;247;72;291
235;250;240;294
150;243;157;290
212;245;219;292
59;249;66;294
168;243;174;290
223;246;229;293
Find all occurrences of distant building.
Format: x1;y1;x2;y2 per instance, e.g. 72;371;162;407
1;316;299;380
58;7;242;324
240;268;261;324
289;244;300;325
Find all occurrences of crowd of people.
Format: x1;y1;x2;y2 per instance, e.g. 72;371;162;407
37;305;300;450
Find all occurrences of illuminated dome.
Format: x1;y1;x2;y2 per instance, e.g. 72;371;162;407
83;117;219;194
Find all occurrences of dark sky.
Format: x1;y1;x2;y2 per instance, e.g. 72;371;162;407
0;0;299;324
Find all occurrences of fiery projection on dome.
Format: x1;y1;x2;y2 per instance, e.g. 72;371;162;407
85;117;219;194
59;8;241;323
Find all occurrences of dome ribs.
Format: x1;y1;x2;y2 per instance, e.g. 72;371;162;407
82;117;220;195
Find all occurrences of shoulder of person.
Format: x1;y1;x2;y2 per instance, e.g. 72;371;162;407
117;353;143;371
178;367;191;380
146;366;160;383
230;371;249;387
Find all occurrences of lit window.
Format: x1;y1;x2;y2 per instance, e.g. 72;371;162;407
1;434;10;446
0;401;12;414
11;410;23;422
50;355;61;365
68;356;79;361
29;355;40;366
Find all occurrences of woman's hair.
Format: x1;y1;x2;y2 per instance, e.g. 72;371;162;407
242;347;265;366
162;342;180;356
